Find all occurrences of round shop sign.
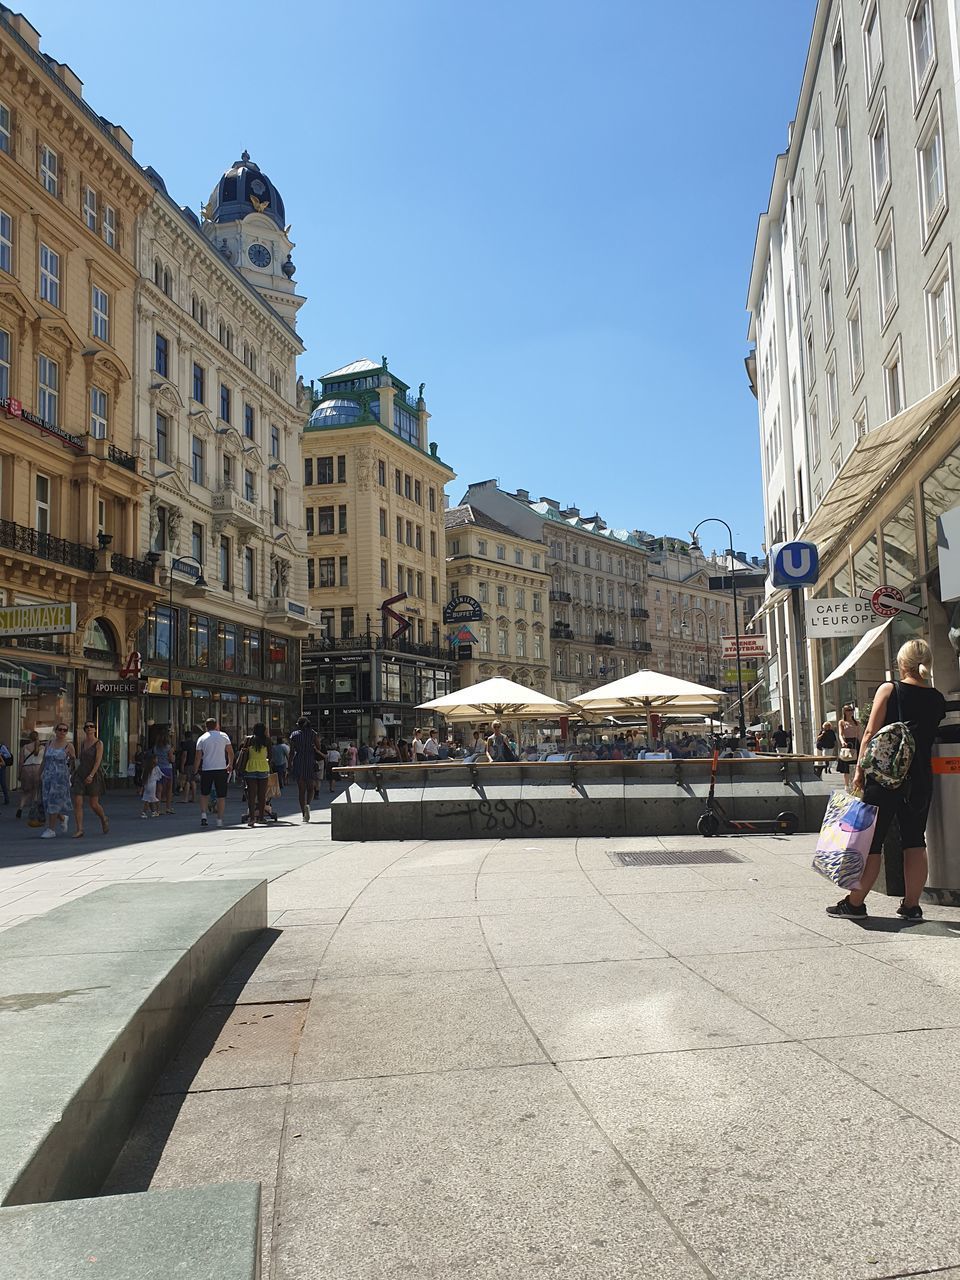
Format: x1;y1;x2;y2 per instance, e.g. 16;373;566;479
871;585;904;617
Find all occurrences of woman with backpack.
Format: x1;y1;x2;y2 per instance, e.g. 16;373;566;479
827;639;946;922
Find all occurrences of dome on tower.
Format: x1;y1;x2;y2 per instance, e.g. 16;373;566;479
205;151;286;232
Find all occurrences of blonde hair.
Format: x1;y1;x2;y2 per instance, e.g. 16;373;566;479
897;638;932;681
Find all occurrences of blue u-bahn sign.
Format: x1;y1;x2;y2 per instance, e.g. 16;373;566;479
769;541;819;589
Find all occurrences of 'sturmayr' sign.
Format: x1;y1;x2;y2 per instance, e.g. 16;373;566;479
0;602;77;637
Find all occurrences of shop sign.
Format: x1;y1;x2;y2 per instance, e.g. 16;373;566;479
0;601;76;637
804;597;877;637
443;595;483;624
720;635;767;659
118;651;143;678
857;586;922;618
723;667;754;684
1;396;85;452
91;679;144;697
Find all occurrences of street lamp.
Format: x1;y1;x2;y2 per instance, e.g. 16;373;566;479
690;518;747;741
162;555;207;737
672;605;713;685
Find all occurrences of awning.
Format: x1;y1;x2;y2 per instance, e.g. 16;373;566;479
822;618;893;685
748;587;788;628
801;376;960;570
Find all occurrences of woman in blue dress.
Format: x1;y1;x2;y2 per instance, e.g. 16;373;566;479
39;722;76;838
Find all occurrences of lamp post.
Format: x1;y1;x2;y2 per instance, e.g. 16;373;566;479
678;606;712;684
162;555;207;738
690;518;747;741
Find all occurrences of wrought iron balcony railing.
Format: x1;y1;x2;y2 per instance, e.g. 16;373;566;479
110;552;156;583
0;519;95;570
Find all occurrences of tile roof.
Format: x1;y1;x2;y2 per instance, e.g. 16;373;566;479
322;358;382;379
445;504;522;539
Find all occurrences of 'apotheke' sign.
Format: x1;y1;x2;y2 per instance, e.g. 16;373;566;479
1;397;85;452
804;596;876;637
0;602;77;637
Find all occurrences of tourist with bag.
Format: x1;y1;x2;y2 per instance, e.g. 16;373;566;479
826;639;946;922
836;703;860;777
815;721;837;775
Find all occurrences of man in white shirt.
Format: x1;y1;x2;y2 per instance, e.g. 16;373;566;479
194;717;234;827
422;729;440;761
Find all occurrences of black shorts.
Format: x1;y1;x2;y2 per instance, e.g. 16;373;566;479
200;769;229;798
863;775;933;854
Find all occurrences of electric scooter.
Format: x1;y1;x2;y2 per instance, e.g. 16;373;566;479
697;750;799;837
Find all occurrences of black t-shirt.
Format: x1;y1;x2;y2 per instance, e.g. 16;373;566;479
881;681;947;777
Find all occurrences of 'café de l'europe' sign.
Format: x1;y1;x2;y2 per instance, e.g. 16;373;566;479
804;597;876;637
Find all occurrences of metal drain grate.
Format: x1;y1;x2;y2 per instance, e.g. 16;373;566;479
608;849;744;868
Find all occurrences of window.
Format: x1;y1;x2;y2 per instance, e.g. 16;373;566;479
405;520;413;547
339;504;348;534
514;548;524;565
39;243;59;307
318;557;335;587
431;575;438;603
430;530;437;556
35;473;50;533
496;544;505;560
192;363;205;403
155;332;168;377
799;245;810;313
307;559;315;590
244;469;255;502
910;0;936;100
244;547;255;597
378;460;386;486
337;455;346;483
827;356;840;427
0;209;10;274
533;590;543;613
83;186;97;232
496;585;506;607
498;628;508;656
304;458;313;487
152;415;169;468
318;457;334;484
854;400;868;440
0;327;9;400
863;4;882;96
102;205;116;248
272;487;281;526
305;507;314;536
270;424;280;458
533;632;544;660
428;486;436;512
871;103;890;207
394;468;401;495
927;261;956;386
220;535;231;588
379;508;387;537
223;455;233;489
884;341;905;417
191;435;204;485
478;580;489;603
415;570;422;597
811;400;821;466
404;473;412;499
243;403;254;439
533;552;541;569
219;384;231;423
189;615;210;668
840;197;857;285
832;444;844;477
191;521;204;565
918;103;946;235
380;559;389;589
516;587;526;609
791;372;799;424
815;183;828;259
821;270;834;341
0;101;9;154
876;213;897;323
147;605;175;662
88;285;109;343
831;14;845;92
37;354;58;425
89;386;108;439
477;539;487;556
414;479;422;504
318;505;335;535
812;97;824;170
40;145;58;196
847;296;863;385
836;98;851;189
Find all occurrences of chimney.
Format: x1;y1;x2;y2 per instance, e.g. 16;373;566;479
99;118;133;154
43;56;84;99
539;496;559;509
561;506;580;519
7;13;40;51
514;488;530;501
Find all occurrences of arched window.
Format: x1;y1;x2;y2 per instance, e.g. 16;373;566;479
154;259;162;287
162;268;172;297
83;617;118;657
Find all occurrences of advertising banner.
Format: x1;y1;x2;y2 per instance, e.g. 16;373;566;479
0;602;76;637
720;635;767;659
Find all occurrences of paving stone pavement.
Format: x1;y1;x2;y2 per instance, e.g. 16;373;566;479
12;810;960;1279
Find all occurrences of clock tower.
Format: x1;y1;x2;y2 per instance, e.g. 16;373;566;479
202;151;304;329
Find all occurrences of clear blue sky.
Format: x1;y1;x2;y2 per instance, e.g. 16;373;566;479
33;0;814;554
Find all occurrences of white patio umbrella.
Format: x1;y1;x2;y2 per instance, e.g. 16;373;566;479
570;670;724;742
417;676;571;722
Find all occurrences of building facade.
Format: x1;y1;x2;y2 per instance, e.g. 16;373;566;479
459;481;651;702
747;0;960;742
444;504;551;692
134;152;308;747
0;9;159;775
300;358;456;743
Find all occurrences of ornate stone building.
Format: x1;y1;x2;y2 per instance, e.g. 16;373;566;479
135;152;308;743
0;9;158;773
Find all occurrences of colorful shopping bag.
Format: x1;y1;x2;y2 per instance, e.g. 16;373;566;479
812;790;879;890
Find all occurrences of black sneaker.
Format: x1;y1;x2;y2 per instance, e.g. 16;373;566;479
897;902;923;922
826;896;868;918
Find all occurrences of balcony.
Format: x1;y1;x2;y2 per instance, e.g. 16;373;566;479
0;519;95;571
211;484;260;531
266;596;312;632
107;443;138;473
595;631;615;646
110;552;157;584
550;624;574;640
632;640;653;653
630;607;649;620
549;590;571;603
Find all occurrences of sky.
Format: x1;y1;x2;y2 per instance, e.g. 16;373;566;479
31;0;816;555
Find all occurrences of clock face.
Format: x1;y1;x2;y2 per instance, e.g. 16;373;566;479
248;243;272;268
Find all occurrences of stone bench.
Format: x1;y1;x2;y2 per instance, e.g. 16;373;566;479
0;879;266;1207
0;1182;261;1279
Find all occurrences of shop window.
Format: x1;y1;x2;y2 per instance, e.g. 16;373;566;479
189;615;210;668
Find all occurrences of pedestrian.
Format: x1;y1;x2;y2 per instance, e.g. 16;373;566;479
237;722;271;827
0;737;12;806
289;715;321;822
194;716;234;829
155;730;175;814
772;724;789;754
177;725;199;803
270;734;290;789
38;722;75;838
17;730;42;820
71;720;109;837
325;740;341;791
344;741;358;767
411;728;426;762
815;721;837;776
485;720;514;762
423;729;440;762
140;752;162;818
358;740;371;765
827;639;947;922
837;703;861;778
